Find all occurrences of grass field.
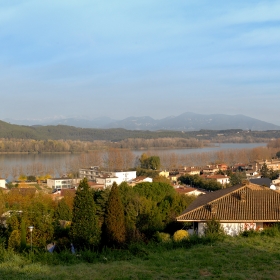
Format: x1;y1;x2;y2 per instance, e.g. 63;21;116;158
1;235;280;280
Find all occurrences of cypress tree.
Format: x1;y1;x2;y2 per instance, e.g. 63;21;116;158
103;182;126;247
55;198;72;221
20;218;27;250
70;178;100;250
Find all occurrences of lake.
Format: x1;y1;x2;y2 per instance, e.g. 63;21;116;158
0;143;267;180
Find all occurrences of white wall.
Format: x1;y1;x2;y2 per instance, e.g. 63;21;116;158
198;222;263;236
0;179;6;189
111;171;136;182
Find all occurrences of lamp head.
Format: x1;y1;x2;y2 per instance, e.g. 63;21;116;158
28;226;34;232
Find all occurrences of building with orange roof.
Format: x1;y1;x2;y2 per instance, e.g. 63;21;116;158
177;182;280;236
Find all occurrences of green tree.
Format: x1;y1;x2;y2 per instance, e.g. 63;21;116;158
139;154;160;170
103;182;126;247
20;218;27;250
70;178;100;250
260;163;269;178
269;168;280;180
149;156;160;170
229;172;247;186
27;175;36;181
55;198;72;221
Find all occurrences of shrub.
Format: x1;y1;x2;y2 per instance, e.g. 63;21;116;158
8;230;21;251
203;219;225;241
261;225;280;237
241;229;260;238
173;230;189;242
154;232;171;243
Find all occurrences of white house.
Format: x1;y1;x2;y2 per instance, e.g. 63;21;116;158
177;183;280;236
202;175;230;185
47;178;81;190
108;171;136;183
0;178;6;189
79;166;136;186
95;175;120;188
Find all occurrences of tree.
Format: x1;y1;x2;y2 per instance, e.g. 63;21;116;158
276;151;280;158
260;163;269;178
27;175;36;182
153;175;172;185
229;172;247;186
103;182;126;247
269;168;280;180
20;218;27;250
139;154;161;170
149;156;161;170
70;178;100;250
55;198;72;221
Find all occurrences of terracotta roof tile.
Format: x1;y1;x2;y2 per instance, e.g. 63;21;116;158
177;183;280;222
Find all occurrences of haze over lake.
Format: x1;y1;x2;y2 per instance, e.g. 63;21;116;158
0;143;266;180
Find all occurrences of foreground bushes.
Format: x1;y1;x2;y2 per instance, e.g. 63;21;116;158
1;224;280;268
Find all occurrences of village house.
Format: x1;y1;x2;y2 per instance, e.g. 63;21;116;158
129;176;153;186
255;159;280;171
217;164;228;171
177;182;280;236
47;178;81;190
0;178;6;189
169;172;181;183
201;174;230;185
202;165;219;175
183;167;201;176
159;170;169;178
175;186;205;196
79;166;136;188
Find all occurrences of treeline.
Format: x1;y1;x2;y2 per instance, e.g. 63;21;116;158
1;120;280;142
0;146;277;180
267;138;280;149
179;174;223;191
114;137;205;149
155;146;275;169
0;120;204;141
0;180;195;251
0;138;206;153
0;139;107;153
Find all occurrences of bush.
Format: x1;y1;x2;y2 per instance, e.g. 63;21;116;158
241;229;260;238
261;225;280;237
203;219;225;241
8;230;21;251
173;230;189;242
154;232;171;243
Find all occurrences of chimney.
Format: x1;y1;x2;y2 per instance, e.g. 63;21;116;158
210;203;218;214
240;190;246;201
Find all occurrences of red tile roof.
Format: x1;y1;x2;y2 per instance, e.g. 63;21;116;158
177;183;280;222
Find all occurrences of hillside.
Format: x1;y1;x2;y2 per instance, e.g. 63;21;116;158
1;235;280;279
6;112;280;131
1;120;280;142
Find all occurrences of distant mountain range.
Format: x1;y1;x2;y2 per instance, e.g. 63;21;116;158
4;112;280;131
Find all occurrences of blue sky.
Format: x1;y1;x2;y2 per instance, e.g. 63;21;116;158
0;0;280;125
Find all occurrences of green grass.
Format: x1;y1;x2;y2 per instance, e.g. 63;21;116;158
1;235;280;279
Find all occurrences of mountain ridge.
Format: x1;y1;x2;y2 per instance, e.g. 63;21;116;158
3;112;280;131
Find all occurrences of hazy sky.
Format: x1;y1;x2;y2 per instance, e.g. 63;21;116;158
0;1;280;124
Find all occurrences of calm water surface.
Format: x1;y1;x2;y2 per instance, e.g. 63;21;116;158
132;143;267;156
0;143;266;169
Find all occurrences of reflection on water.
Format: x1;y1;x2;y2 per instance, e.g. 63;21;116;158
0;143;266;179
132;143;267;156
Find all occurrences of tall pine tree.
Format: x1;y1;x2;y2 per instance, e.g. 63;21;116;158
70;178;100;250
103;182;126;247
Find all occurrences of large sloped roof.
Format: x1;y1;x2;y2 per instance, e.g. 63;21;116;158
177;183;280;222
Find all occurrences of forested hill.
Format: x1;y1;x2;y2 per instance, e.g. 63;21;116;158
1;120;280;142
0;120;192;141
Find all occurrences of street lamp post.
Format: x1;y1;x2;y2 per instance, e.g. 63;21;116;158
28;226;34;253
